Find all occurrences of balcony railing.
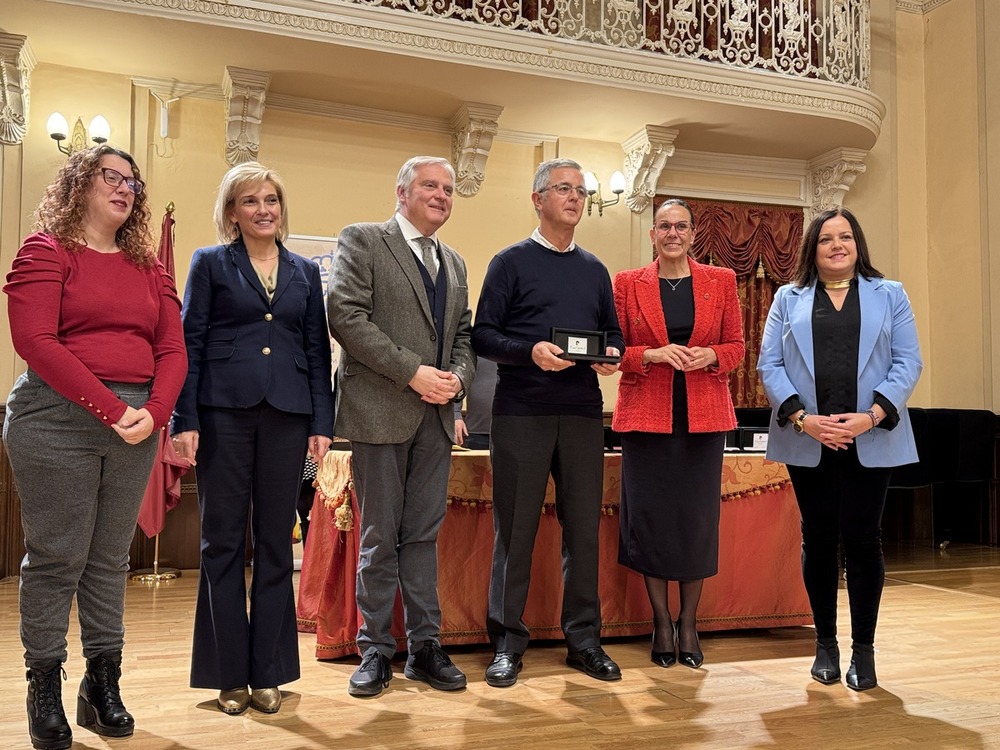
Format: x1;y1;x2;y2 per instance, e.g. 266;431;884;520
346;0;870;89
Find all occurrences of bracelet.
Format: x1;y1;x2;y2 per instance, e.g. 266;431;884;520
865;408;880;429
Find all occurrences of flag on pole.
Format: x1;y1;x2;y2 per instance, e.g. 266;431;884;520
137;204;189;538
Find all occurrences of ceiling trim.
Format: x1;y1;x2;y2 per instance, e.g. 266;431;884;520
664;149;811;207
64;0;884;137
897;0;953;13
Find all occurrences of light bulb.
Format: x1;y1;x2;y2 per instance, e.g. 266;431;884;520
89;115;111;144
46;112;69;139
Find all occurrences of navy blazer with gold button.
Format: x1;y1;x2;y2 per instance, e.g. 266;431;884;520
171;238;334;437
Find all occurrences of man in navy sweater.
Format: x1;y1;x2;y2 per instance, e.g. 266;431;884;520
472;158;624;687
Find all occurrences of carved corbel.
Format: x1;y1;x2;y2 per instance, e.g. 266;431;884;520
621;125;679;213
450;103;503;197
0;34;36;147
222;67;271;166
809;148;868;217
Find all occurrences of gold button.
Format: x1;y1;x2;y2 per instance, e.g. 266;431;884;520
264;313;273;321
262;347;271;355
102;416;108;421
96;409;101;413
87;402;93;407
80;396;86;401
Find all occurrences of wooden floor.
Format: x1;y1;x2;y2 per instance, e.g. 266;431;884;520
2;543;1000;750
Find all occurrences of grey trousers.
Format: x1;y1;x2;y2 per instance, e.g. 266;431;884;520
351;404;452;659
4;370;158;668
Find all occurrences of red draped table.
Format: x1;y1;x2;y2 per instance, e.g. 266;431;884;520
296;450;811;659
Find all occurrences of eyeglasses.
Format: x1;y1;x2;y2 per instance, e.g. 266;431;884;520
99;167;145;195
654;221;693;234
539;183;589;199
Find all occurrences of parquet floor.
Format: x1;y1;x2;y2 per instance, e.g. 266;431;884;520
1;543;999;749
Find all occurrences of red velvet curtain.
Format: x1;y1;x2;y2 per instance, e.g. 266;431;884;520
652;196;803;408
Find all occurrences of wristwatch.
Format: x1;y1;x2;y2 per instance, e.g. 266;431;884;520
792;410;810;433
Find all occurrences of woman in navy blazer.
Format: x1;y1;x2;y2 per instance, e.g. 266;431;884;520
758;207;922;691
172;163;333;715
612;199;744;670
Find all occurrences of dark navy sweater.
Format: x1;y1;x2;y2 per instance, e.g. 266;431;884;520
472;238;623;418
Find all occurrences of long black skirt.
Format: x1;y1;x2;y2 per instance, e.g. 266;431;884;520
618;430;726;581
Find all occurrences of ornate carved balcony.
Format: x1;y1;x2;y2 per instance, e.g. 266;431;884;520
343;0;870;89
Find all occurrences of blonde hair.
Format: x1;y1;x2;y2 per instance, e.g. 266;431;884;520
33;145;154;267
213;162;289;244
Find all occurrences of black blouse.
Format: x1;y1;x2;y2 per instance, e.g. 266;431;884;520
661;276;693;434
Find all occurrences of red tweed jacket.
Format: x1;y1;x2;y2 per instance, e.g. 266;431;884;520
611;258;744;434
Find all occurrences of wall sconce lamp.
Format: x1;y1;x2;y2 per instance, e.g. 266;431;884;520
583;170;626;216
46;113;111;155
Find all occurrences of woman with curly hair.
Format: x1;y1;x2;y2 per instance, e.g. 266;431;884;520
3;145;187;750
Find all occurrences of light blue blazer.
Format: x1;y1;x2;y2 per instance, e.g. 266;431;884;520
757;275;923;468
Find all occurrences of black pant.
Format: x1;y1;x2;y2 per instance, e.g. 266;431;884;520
786;444;891;646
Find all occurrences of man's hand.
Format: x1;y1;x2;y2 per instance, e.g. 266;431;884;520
532;341;575;372
409;365;461;405
455;418;468;446
592;347;620;376
171;430;200;465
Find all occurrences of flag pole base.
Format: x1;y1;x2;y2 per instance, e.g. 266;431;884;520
129;533;181;582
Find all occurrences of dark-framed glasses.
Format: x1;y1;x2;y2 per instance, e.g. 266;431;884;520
654;221;692;234
539;183;588;199
99;167;145;195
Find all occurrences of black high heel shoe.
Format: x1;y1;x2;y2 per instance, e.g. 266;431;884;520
810;638;841;684
677;621;704;669
846;644;877;691
650;621;677;668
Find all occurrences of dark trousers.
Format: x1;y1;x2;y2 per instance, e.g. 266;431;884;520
190;402;309;690
487;414;604;655
786;444;892;645
351;404;452;659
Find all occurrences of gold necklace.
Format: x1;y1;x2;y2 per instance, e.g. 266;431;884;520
822;278;852;289
249;254;278;261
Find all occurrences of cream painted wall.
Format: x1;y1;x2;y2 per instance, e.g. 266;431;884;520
923;0;988;408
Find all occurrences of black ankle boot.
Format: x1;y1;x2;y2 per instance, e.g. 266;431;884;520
846;643;877;691
810;638;841;684
26;663;72;750
77;651;134;737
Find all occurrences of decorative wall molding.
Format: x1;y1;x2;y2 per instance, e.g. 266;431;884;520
621;125;678;214
808;148;869;217
450;102;503;198
133;75;556;148
77;0;884;137
222;66;270;166
661;149;811;207
0;33;36;147
896;0;953;14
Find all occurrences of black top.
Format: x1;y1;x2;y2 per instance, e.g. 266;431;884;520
661;277;694;434
813;284;860;415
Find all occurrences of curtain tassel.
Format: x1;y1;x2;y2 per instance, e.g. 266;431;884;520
756;258;766;280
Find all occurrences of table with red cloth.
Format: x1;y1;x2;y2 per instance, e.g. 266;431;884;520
296;450;811;660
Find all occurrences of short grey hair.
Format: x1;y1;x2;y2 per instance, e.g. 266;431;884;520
395;156;456;210
532;158;583;193
214;162;289;244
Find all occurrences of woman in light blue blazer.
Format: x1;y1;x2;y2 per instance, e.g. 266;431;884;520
757;207;922;692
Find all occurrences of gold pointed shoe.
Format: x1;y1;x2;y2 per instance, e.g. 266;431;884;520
250;687;281;714
217;687;250;715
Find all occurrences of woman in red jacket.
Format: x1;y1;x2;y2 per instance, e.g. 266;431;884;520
612;198;744;669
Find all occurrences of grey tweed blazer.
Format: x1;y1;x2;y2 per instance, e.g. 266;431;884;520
327;218;475;444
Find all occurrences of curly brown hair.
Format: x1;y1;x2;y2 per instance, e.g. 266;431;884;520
33;145;154;267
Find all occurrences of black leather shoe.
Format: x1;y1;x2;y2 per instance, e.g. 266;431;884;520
404;643;467;691
348;650;393;697
566;646;622;681
810;638;841;684
76;651;134;738
846;644;877;691
651;621;677;667
485;652;523;688
677;622;704;669
26;664;72;750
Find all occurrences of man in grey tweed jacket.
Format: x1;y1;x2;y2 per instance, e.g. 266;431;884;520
327;156;475;698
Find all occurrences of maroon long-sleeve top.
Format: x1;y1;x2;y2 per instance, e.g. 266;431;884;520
4;232;187;429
